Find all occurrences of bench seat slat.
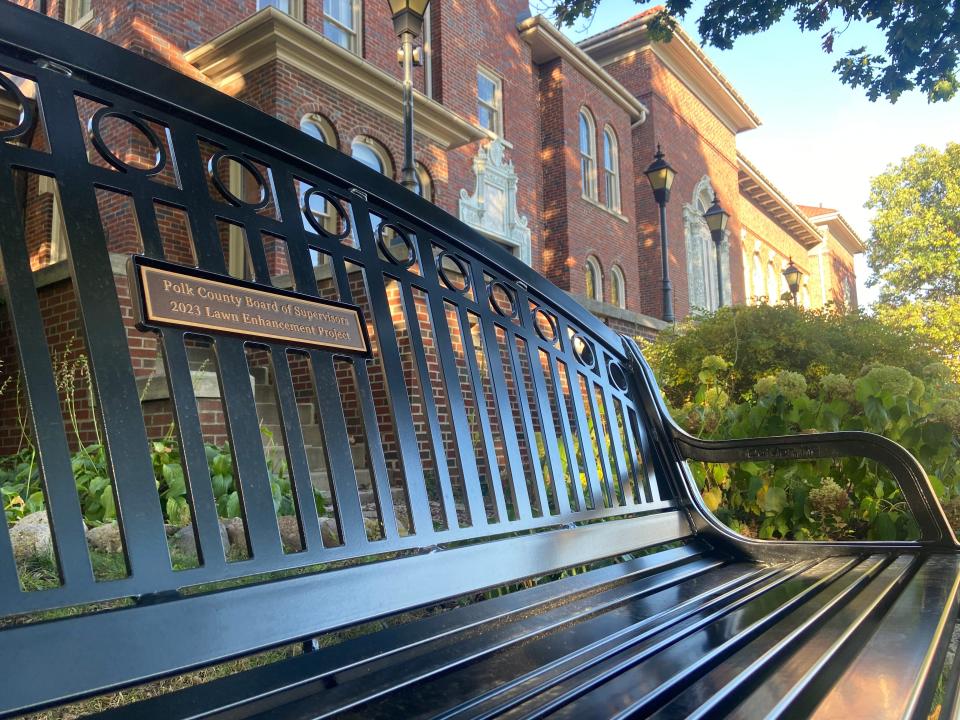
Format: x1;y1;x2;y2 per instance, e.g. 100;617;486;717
110;552;958;720
807;553;960;719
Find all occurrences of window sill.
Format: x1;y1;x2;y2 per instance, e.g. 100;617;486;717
71;9;94;28
580;195;629;223
479;128;512;148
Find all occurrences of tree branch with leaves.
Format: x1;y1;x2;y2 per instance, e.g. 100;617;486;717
539;0;959;103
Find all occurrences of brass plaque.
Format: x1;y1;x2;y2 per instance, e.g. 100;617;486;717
130;257;369;354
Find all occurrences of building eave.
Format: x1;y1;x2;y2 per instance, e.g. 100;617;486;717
186;7;487;151
578;16;760;134
811;212;865;254
737;152;823;248
517;15;648;124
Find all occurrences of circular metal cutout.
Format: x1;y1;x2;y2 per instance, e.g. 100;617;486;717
0;73;34;141
572;334;595;368
488;281;517;319
89;108;166;175
376;223;415;267
608;361;628;391
437;251;470;294
209;152;269;209
532;307;558;344
302;187;351;240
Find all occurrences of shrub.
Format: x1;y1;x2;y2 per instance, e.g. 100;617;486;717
678;354;960;540
644;304;942;407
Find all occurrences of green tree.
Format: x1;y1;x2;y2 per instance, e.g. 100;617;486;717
866;143;960;378
540;0;960;103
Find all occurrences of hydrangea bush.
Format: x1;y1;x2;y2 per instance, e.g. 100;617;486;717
674;355;960;540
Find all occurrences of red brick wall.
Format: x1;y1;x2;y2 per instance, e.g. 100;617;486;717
604;47;744;320
541;56;638;309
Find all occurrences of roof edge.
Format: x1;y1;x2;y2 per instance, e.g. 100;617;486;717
578;14;760;133
737;152;823;248
518;15;648;123
186;8;487;150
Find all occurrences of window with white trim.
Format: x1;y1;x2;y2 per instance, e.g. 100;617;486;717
414;162;433;202
299;114;339;235
64;0;92;25
579;108;597;201
585;255;602;302
767;257;779;303
751;250;770;303
423;7;433;98
477;68;503;137
610;264;626;309
323;0;361;54
602;125;620;212
351;136;392;177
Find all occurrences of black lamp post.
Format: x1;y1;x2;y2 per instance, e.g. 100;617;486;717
703;194;729;308
782;257;802;306
644;144;677;322
388;0;430;192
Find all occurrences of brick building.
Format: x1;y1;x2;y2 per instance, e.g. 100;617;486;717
0;1;862;456
8;0;861;326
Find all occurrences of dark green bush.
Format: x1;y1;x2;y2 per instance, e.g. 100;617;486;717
644;304;942;407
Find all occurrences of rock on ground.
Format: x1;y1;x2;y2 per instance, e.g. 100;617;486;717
8;512;54;562
86;522;123;554
169;521;229;559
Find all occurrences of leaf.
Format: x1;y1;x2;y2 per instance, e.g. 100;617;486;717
874;512;898;540
226;491;241;519
763;487;787;514
702;487;723;513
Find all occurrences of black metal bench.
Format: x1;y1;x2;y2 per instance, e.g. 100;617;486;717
1;4;959;717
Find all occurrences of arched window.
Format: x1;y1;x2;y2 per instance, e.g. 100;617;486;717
683;177;730;312
414;162;433;202
585;255;602;302
298;115;339;235
610;265;626;309
300;113;336;146
351;136;392;177
602;126;620;213
752;251;765;303
767;257;779;304
579;108;597;201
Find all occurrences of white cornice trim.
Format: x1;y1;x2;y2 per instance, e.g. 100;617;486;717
186;8;487;150
578;18;760;134
808;212;866;254
517;15;647;123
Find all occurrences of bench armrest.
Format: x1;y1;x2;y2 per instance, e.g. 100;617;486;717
672;429;955;544
621;337;957;547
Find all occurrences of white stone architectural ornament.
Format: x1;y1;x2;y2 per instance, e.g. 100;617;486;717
682;175;731;311
459;138;532;264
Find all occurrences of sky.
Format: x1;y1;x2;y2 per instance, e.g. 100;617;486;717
547;1;960;306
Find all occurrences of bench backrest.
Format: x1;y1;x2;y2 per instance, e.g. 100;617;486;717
0;4;690;713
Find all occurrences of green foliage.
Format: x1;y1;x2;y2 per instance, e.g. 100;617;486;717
643;304;940;407
3;428;324;529
866;143;960;378
675;354;960;540
544;0;959;103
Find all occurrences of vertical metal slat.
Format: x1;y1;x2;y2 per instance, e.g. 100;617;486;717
398;282;461;530
0;166;94;590
159;330;227;567
269;348;324;552
43;78;171;579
